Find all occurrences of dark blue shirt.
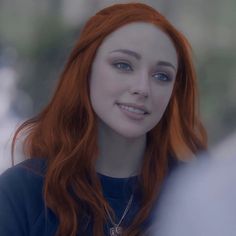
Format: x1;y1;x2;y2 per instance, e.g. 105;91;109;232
0;157;179;235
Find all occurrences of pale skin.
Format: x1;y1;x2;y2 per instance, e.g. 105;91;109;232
89;22;178;178
95;118;146;177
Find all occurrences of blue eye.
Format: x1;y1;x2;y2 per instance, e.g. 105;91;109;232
153;72;172;82
113;62;133;71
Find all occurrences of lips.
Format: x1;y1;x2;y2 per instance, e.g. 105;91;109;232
116;102;150;114
117;103;147;120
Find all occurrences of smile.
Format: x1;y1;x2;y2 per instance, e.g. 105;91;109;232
117;103;148;120
119;104;146;114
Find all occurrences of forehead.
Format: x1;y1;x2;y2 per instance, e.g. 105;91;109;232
96;22;178;68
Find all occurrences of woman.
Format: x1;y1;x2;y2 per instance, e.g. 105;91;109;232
0;2;207;236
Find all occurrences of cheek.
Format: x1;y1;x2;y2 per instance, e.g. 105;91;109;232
91;64;119;90
90;68;110;98
89;74;123;109
152;87;174;110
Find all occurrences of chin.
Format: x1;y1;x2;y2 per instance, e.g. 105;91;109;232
114;129;146;139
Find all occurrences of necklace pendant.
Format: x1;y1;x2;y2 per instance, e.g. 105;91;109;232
110;226;123;236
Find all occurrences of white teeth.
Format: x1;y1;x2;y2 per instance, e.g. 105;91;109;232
119;104;145;114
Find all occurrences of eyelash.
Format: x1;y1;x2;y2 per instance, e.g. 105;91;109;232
112;61;172;82
112;61;133;72
152;72;172;82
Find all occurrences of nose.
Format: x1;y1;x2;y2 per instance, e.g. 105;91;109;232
129;71;150;98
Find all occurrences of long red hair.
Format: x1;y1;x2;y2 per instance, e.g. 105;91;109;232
12;3;207;236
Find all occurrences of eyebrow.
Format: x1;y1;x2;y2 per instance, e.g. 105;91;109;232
109;49;177;71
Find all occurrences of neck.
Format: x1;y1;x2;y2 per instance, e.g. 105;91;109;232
95;120;146;178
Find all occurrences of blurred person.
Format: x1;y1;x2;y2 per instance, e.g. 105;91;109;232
149;132;236;236
0;67;21;173
0;3;207;236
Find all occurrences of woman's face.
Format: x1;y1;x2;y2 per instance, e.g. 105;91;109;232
89;22;178;138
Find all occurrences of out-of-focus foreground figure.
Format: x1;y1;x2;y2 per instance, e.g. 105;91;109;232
0;67;20;173
150;132;236;236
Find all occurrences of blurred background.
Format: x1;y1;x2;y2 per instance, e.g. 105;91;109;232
0;0;236;173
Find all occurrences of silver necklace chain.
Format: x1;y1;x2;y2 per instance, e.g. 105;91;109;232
105;193;134;236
